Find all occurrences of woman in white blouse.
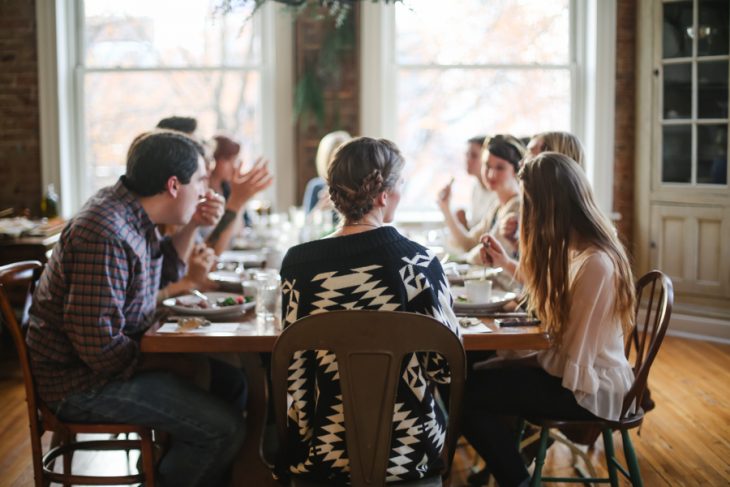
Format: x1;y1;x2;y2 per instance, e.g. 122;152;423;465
462;152;636;487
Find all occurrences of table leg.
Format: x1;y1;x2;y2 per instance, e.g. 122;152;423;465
232;352;279;486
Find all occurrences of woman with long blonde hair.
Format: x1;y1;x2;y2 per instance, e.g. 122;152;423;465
526;131;586;168
462;152;636;487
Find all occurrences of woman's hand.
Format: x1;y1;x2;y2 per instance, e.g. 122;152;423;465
479;234;515;270
191;190;225;227
499;212;519;242
227;158;274;212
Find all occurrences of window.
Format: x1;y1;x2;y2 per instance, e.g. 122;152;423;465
362;0;617;213
661;0;728;186
80;0;262;194
38;1;294;216
394;0;571;211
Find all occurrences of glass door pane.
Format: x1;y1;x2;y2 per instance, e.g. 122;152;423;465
663;1;693;58
698;0;729;56
664;63;692;118
697;124;728;184
698;61;728;119
662;125;692;183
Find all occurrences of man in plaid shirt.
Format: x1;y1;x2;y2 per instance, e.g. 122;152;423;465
26;130;246;487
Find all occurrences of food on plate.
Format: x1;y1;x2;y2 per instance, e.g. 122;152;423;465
174;294;252;309
177;317;210;330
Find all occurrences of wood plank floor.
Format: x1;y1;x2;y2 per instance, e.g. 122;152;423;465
1;335;728;486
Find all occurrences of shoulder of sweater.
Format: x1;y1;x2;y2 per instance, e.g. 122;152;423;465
281;227;428;269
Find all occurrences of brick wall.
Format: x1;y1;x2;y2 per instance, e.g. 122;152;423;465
0;0;41;216
294;7;360;203
613;0;637;253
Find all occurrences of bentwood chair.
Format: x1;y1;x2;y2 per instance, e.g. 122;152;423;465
271;310;466;487
0;261;156;486
525;270;674;487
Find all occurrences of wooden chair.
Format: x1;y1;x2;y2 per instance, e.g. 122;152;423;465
525;270;674;487
0;261;156;486
271;310;466;487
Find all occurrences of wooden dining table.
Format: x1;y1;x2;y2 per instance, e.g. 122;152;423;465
140;313;549;485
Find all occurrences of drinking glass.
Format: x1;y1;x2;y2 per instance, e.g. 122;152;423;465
254;269;280;324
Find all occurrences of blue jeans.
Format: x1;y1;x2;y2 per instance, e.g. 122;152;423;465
54;370;246;487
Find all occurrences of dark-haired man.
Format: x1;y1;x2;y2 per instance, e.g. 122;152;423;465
26;131;246;487
156;115;197;135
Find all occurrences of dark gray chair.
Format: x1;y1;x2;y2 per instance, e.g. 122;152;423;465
271;310;465;487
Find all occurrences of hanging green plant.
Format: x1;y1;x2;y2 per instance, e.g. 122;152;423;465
217;0;403;27
217;0;404;127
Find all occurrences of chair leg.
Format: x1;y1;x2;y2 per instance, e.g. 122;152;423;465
620;429;643;487
516;418;526;449
139;429;157;486
601;429;619;487
529;427;551;487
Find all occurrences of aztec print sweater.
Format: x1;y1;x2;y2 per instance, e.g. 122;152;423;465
277;226;460;484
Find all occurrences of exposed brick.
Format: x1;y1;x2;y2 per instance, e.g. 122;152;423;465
294;5;360;202
0;0;41;215
613;0;637;256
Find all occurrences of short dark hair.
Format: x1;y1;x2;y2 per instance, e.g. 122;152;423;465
327;137;405;222
468;135;487;146
125;130;204;197
156;116;197;135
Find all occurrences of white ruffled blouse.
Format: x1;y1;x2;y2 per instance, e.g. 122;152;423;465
536;247;634;421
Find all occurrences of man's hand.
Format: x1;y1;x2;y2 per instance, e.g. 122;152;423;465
185;243;216;288
191;190;225;227
227;158;274;212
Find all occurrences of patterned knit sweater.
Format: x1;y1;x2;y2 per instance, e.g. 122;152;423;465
277;226;460;484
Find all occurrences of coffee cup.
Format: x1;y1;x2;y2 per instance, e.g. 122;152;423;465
464;279;492;304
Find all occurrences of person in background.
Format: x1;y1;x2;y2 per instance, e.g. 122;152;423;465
301;130;352;213
156;116;198;135
206;134;273;255
484;131;586;273
526;131;586;169
451;135;496;230
437;134;525;264
463;152;636;487
276;137;460;485
490;132;585;260
26;131;246;487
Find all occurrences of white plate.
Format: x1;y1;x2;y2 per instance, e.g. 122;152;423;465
451;287;517;314
162;292;254;318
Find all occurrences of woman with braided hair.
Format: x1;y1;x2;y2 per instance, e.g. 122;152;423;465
276;137;461;485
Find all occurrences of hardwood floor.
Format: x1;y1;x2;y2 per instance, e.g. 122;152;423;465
1;335;728;486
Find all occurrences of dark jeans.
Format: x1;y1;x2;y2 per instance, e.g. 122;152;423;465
462;366;596;487
54;370;246;487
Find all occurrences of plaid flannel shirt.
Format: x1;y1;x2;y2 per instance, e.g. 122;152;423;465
26;178;184;404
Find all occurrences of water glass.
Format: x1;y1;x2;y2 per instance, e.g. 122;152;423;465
254;269;280;323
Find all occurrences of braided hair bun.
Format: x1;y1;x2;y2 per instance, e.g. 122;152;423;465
327;137;405;222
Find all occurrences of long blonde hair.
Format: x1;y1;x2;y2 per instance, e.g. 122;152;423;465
316;130;352;179
518;152;635;344
532;131;585;169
